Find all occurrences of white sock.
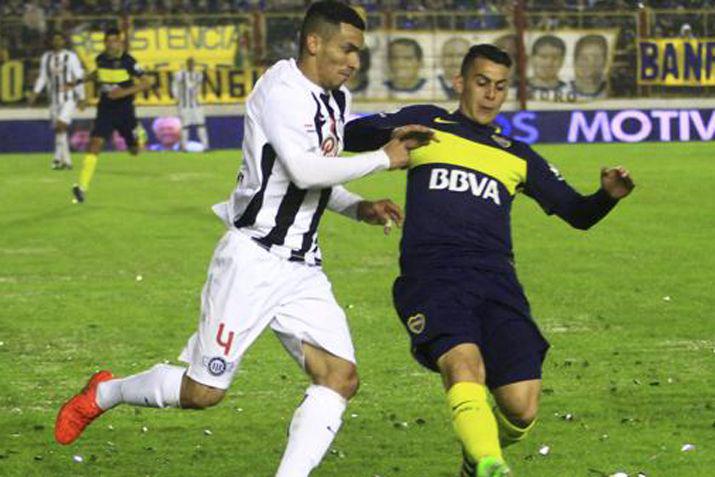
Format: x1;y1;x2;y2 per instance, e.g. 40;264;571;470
197;126;209;150
95;364;184;410
56;132;71;166
54;132;63;163
180;129;189;151
275;385;347;477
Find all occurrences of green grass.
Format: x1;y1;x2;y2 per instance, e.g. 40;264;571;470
0;143;713;476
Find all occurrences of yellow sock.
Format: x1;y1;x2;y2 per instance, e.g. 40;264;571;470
447;382;503;464
78;153;98;191
494;406;536;447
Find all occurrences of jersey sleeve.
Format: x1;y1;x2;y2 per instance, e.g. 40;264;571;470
258;86;389;190
33;53;48;94
327;185;364;220
70;53;86;100
344;105;442;152
170;71;180;99
127;55;144;77
521;145;618;230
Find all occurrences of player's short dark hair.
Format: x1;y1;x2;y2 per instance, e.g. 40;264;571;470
388;38;423;62
104;27;121;39
574;34;607;58
460;43;512;76
532;35;566;56
298;1;365;56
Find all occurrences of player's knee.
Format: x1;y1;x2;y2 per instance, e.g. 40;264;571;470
504;399;539;428
180;380;225;409
321;365;359;400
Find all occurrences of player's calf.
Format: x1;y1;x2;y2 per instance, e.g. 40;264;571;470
179;376;226;409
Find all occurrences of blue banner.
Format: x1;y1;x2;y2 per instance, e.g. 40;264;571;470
2;108;714;153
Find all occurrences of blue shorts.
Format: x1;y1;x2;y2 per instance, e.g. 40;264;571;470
392;270;550;389
91;104;138;147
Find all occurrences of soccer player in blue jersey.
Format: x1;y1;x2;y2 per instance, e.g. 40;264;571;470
344;44;634;477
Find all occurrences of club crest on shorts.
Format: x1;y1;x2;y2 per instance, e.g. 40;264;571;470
406;313;426;334
207;357;228;376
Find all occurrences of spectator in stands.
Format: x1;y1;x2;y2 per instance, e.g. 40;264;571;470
570;33;608;99
385;37;427;93
149;116;203;152
528;34;566;91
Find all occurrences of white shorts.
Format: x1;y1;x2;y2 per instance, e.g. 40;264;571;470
50;100;76;126
178;230;355;389
179;107;206;127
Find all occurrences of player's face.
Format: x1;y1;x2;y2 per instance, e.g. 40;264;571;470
187;58;195;70
575;43;606;82
52;34;65;51
532;44;564;81
388;43;421;87
441;39;469;80
455;57;510;125
315;22;364;90
105;34;123;57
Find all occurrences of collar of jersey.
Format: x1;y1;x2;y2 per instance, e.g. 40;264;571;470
450;110;498;134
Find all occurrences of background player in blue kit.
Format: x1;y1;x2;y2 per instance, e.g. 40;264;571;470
69;27;154;203
345;44;634;477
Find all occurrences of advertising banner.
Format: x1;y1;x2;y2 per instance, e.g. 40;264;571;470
3;108;714;153
70;25;256;105
638;38;715;86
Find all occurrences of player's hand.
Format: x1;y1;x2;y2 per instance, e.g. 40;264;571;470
383;137;412;170
601;166;635;199
356;199;403;235
391;124;437;150
107;87;124;99
27;92;37;105
141;76;156;90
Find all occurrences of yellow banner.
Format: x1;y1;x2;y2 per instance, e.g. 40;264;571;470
70;26;257;104
638;38;715;86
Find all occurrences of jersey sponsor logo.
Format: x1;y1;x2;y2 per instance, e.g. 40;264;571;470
406;312;426;334
434;117;459;124
428;168;502;205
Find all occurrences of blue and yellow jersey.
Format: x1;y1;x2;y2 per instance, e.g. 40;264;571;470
345;105;618;275
95;52;144;108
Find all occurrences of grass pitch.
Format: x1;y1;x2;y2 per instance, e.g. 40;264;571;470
0;143;713;476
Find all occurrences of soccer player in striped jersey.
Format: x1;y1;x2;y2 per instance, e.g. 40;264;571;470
171;57;209;151
28;33;86;170
54;3;432;476
345;44;634;477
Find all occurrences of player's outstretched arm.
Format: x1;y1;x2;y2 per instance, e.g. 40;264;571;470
107;75;155;100
523;150;635;230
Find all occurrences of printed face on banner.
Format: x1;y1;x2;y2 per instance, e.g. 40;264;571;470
349;29;617;104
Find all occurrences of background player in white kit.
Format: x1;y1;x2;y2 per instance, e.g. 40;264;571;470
28;32;86;170
171;57;209;151
55;3;432;476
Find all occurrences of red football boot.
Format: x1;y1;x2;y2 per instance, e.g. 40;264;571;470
55;370;114;445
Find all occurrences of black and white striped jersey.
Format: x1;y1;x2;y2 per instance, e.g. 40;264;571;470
33;49;85;105
223;59;389;266
171;69;203;109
